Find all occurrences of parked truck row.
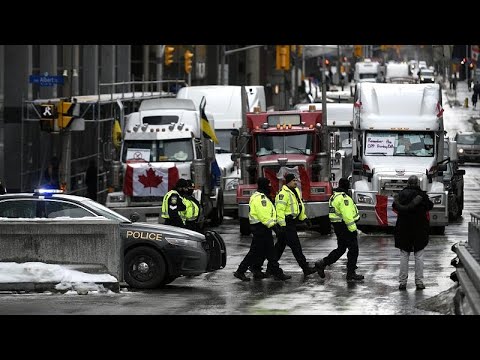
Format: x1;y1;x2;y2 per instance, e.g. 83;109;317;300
24;80;464;237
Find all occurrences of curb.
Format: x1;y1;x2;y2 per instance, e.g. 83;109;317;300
0;281;120;293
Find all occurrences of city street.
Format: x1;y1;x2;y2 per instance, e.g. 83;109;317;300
0;81;478;315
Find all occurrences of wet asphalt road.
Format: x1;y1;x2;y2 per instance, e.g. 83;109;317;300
0;165;478;315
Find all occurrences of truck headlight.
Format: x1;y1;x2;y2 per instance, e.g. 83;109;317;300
356;193;373;204
226;179;239;191
429;195;442;205
458;148;464;154
165;237;201;248
107;193;126;203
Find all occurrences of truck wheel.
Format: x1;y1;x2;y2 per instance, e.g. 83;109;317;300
124;246;166;289
210;191;224;226
240;218;251;236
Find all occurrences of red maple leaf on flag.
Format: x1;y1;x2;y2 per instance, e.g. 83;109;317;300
138;167;163;193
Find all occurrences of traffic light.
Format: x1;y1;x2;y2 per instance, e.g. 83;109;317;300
165;46;175;66
276;45;290;70
40;103;56;132
184;49;193;74
354;45;363;57
57;100;75;129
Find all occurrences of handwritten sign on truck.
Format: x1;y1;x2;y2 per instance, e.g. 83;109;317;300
365;136;395;155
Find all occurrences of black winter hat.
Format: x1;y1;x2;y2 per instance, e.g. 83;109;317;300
176;178;189;189
338;178;350;190
285;173;297;184
257;177;271;189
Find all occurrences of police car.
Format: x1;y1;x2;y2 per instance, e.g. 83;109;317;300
0;189;226;289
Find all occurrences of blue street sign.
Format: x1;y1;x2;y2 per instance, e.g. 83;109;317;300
29;75;64;87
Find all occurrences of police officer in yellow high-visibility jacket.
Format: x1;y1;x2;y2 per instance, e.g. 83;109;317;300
315;178;364;281
183;179;200;232
161;178;188;228
233;177;289;282
265;173;317;277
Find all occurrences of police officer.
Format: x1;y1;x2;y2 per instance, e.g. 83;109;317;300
315;178;364;282
183;179;200;232
265;173;317;277
233;177;290;282
161;178;188;228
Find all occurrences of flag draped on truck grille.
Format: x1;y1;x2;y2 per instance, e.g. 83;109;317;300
375;194;398;226
123;163;179;197
200;105;219;144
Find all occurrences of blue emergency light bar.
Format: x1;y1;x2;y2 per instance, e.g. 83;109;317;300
34;189;64;195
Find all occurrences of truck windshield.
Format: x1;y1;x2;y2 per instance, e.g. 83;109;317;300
122;139;194;162
359;73;377;79
365;131;434;157
215;129;233;153
256;134;313;156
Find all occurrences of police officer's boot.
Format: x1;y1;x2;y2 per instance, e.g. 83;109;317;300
346;271;364;282
302;263;317;277
233;271;250;282
273;272;292;281
315;259;326;278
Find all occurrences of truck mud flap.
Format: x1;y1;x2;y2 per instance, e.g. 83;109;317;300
204;230;227;271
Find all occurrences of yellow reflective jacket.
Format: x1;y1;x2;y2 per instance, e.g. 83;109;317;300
161;190;186;223
329;191;359;232
275;185;307;226
249;191;277;228
184;197;199;221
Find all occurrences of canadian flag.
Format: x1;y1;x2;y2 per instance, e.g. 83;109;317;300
436;102;444;118
123;163;179;197
375;194;398;226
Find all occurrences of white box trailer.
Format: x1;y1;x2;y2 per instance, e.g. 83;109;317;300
351;83;448;234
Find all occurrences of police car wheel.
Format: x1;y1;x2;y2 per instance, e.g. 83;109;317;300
124;246;166;289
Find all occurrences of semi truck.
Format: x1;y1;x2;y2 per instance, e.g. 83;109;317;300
232;107;333;235
354;59;380;83
105;97;224;226
350;82;449;234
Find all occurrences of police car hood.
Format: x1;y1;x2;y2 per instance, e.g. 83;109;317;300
364;156;436;174
123;222;205;241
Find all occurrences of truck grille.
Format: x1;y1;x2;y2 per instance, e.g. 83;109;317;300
379;178;408;197
131;196;163;205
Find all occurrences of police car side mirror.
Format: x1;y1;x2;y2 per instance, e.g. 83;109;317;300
130;212;140;223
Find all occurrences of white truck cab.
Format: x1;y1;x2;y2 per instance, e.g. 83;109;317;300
351;83;448;234
354;59;380;83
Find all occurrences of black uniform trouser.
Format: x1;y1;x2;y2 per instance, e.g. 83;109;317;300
266;221;309;272
237;223;282;275
165;218;185;228
323;221;359;273
185;220;198;232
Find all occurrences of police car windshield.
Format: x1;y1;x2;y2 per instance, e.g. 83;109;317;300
82;199;130;222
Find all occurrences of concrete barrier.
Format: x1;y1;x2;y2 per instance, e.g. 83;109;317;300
0;219;123;281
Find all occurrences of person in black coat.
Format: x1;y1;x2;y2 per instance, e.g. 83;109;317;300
392;175;433;291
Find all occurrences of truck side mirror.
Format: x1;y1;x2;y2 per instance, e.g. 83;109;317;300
231;129;240;136
456;169;466;176
449;140;458;162
437;164;447;172
352;138;357;157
